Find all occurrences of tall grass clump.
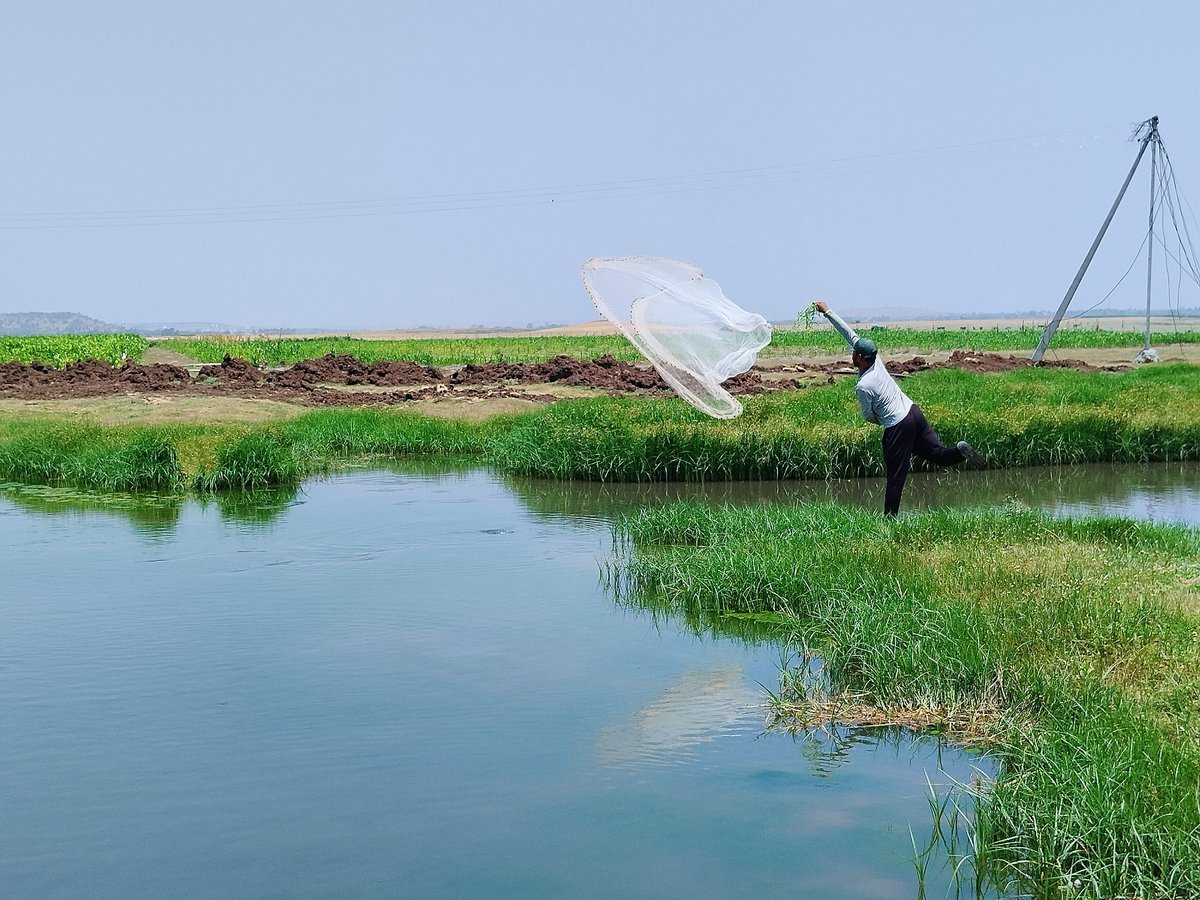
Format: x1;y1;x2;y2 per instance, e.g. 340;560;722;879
608;502;1200;895
277;408;491;458
487;393;877;481
910;364;1200;467
0;419;183;492
488;365;1200;481
193;428;311;491
191;409;496;491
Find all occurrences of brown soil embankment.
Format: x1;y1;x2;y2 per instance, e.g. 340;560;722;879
0;351;1123;413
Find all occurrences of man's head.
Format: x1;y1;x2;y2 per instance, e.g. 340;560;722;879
851;337;877;373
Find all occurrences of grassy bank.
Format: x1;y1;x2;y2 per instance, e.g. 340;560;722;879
609;501;1200;896
1;365;1197;492
491;364;1200;480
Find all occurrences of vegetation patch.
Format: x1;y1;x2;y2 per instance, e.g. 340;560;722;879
0;333;149;366
0;417;182;492
148;326;1200;367
608;501;1200;896
491;364;1200;480
151;334;645;367
0;365;1197;493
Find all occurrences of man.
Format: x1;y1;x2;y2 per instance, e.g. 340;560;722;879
813;301;986;516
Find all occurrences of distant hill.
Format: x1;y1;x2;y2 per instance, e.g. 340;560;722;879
0;311;122;335
0;312;246;336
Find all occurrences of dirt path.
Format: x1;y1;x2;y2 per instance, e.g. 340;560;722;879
140;346;204;367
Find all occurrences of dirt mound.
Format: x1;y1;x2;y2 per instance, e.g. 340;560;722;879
448;354;671;391
270;353;443;388
197;355;261;385
0;358;192;399
0;350;1118;408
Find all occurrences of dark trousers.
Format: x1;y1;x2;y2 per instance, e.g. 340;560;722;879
882;404;964;516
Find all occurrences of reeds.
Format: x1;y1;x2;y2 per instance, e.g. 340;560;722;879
608;501;1200;895
489;365;1200;481
0;419;182;492
1;365;1197;494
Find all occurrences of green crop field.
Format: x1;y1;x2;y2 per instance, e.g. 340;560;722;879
150;326;1200;367
150;334;644;366
0;334;149;367
0;326;1196;369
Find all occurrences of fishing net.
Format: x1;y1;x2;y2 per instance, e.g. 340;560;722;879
581;256;772;418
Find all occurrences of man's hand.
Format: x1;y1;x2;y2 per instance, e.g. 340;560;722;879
812;300;829;315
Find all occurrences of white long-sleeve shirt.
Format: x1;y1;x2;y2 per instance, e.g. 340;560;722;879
823;308;913;428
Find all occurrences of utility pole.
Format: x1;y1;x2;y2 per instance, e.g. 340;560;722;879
1033;116;1159;363
1134;127;1160;363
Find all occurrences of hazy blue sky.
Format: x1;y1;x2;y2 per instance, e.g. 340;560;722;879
3;2;1198;329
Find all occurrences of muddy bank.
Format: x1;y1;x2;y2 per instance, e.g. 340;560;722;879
0;351;1122;407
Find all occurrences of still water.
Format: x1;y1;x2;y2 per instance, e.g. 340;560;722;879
2;463;1196;899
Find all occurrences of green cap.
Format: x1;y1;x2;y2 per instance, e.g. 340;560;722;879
853;337;878;357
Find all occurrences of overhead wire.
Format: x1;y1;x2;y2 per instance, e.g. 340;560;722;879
0;124;1125;230
1067;129;1200;352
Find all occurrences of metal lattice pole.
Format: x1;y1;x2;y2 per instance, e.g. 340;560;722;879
1032;116;1158;363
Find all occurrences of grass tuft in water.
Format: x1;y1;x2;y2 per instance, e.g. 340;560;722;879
609;501;1200;896
192;429;311;491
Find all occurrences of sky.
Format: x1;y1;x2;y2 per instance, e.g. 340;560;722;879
2;1;1199;330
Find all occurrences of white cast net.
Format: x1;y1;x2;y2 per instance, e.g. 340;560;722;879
581;256;772;418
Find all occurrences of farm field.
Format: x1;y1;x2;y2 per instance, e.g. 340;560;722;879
150;317;1200;367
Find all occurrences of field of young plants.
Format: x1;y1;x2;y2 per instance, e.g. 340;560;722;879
0;326;1197;369
150;326;1200;367
0;334;149;366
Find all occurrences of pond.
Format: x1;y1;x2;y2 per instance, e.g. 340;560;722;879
2;462;1196;899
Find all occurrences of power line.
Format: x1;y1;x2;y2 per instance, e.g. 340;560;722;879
0;123;1125;230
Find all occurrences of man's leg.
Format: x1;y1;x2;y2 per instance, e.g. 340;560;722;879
882;410;917;516
909;404;966;466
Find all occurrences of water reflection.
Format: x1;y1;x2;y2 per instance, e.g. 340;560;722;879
505;461;1200;525
201;486;302;524
594;665;765;768
0;482;184;533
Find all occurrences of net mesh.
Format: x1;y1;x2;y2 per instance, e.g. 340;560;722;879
581;256;772;418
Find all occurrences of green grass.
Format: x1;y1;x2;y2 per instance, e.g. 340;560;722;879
771;324;1200;355
0;365;1197;493
608;501;1200;896
149;325;1200;367
490;364;1200;480
0;418;183;492
0;333;150;366
0;326;1195;370
150;334;645;366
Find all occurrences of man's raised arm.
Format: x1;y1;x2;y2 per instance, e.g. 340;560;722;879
812;301;860;351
